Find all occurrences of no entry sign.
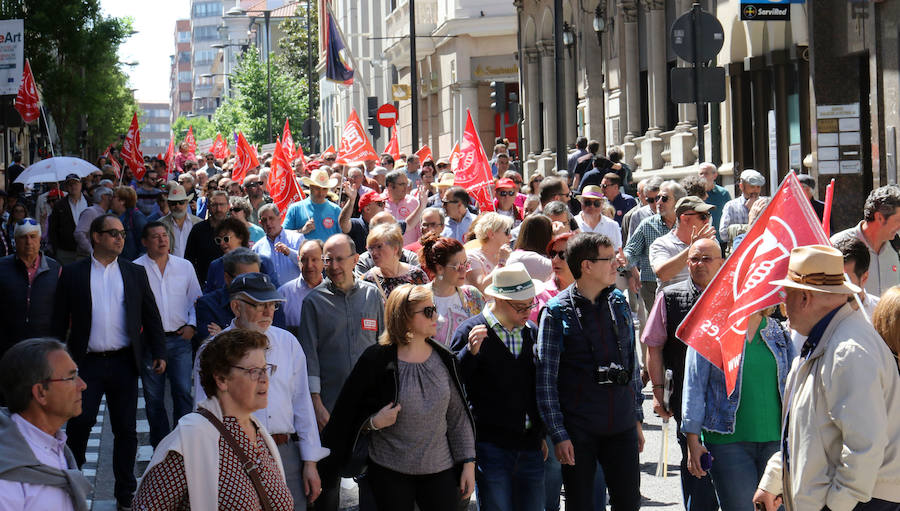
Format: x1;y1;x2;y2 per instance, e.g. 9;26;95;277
376;104;398;128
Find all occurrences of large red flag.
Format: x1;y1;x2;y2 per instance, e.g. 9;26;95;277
121;113;145;180
385;126;400;160
162;135;175;181
184;125;197;154
232;132;260;184
676;173;831;395
282;119;295;162
415;145;433;163
15;59;40;123
268;138;305;223
103;144;121;179
211;133;230;161
454;110;495;212
336;110;379;164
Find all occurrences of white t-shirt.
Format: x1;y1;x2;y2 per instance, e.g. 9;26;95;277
433;292;469;347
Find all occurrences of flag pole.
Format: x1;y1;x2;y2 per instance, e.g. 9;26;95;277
822;178;835;237
38;104;54;157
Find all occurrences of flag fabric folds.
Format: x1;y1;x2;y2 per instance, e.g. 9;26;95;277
232;132;259;184
385;126;400;161
184;126;197;154
163;135;175;181
268;138;305;222
676;173;831;395
15;59;40;123
415;145;433;163
336;110;379;164
282;119;295;162
121;113;145;180
449;142;461;172
103;144;121;179
454;110;495;212
324;4;354;84
211;133;230;161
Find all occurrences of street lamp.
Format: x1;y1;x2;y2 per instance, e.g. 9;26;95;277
226;4;274;144
592;4;607;46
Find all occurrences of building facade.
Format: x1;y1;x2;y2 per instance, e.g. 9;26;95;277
170;19;193;124
139;102;172;156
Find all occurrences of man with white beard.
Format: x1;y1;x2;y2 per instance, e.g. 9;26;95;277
159;183;203;258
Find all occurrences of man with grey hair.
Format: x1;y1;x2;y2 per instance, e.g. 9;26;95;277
384;169;426;245
0;219;62;357
242;173;272;224
405;207;446;253
697;162;730;242
74;187;113;258
719;169;765;243
159;183;203;258
254;203;305;285
0;338;91;511
402;153;421;186
624;177;663;243
346;167;374;218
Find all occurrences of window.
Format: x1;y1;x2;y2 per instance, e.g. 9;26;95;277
193;2;222;18
178;71;192;83
179;51;191;63
177;31;191;43
180;91;192;102
194;49;215;66
193;25;218;41
144;123;170;133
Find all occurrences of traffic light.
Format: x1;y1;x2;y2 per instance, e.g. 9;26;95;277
366;96;380;140
490;81;506;113
508;90;520;123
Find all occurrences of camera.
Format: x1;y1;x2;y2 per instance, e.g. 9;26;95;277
595;363;630;386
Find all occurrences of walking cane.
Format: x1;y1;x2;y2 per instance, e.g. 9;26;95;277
656;369;674;477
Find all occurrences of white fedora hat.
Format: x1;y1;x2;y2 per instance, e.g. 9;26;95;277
483;263;543;301
301;168;339;189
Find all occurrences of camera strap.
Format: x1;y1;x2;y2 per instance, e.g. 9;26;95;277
569;287;626;367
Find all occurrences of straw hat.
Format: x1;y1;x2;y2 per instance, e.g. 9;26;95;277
769;245;862;295
482;263;543;301
576;185;605;200
166;183;194;202
436;173;455;189
301;168;339;189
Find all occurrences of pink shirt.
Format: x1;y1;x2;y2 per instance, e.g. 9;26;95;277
641;281;703;348
530;278;562;323
385;195;421;245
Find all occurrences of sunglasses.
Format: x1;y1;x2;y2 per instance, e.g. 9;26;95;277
582;199;604;208
415;306;437;319
168;200;187;205
445;261;470;272
100;229;127;239
548;249;566;260
215;235;233;244
658;195;671;203
17;218;39;226
646;196;658;203
230;207;244;214
497;190;516;197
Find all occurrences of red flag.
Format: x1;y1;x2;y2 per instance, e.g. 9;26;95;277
415;145;433;163
385;126;400;160
232;132;260;184
676;173;831;395
454;110;495;212
121;112;145;180
322;144;336;157
15;59;40;123
336;110;379;164
449;142;461;171
211;133;230;161
162;135;176;181
102;144;121;178
282;119;295;162
295;142;308;166
184;125;197;154
269;138;305;223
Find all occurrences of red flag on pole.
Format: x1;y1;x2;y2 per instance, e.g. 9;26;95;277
322;144;336;157
282;119;295;162
184;125;197;155
121;113;145;180
211;133;230;161
295;141;308;166
823;178;835;237
232;132;260;184
269;138;306;222
385;126;400;160
676;173;831;395
415;145;433;163
103;144;121;179
15;59;40;123
162;135;176;181
454;110;495;212
337;110;380;164
449;142;461;172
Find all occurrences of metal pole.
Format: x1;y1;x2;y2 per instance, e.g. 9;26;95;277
307;2;313;124
553;0;566;172
409;0;419;151
265;10;273;144
692;2;705;163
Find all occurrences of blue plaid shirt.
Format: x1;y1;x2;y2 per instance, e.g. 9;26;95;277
624;214;672;282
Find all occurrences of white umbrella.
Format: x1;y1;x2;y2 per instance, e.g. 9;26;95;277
14;156;101;185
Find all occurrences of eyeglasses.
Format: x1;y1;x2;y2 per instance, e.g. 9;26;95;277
422;221;442;229
600;183;609;189
414;306;437;319
497;190;516;197
231;364;277;381
532;177;544;183
548;249;566;260
582;199;604;208
16;218;39;226
687;255;721;265
681;212;711;222
100;229;127;239
442;200;461;205
42;370;80;384
215;235;233;244
445;261;470;272
586;256;616;264
658;195;671;203
646;196;658;203
508;301;537;314
238;299;281;311
322;254;351;265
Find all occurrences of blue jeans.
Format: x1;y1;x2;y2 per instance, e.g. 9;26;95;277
544;435;606;511
141;335;194;447
475;441;545;511
705;441;779;511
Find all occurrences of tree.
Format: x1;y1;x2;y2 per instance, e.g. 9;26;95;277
1;0;138;156
212;46;306;146
170;115;217;145
275;2;319;151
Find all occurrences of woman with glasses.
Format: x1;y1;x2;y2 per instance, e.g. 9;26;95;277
419;233;485;346
134;329;294;510
111;186;147;261
507;214;554;282
527;173;544;196
229;196;265;245
529;233;576;323
319;284;476;511
465;212;515;292
362;223;429;299
205;217;279;292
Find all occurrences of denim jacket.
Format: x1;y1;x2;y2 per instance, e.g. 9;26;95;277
681;317;794;436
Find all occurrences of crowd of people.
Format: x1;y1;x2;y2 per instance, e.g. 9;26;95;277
0;136;899;511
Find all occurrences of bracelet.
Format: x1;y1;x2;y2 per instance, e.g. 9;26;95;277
653;384;664;389
368;416;380;431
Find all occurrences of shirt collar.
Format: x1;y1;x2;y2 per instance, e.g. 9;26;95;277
11;413;67;454
483;305;522;336
91;254;119;271
801;305;842;359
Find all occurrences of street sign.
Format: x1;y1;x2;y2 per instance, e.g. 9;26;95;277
670;67;726;103
670;11;724;63
376;104;399;128
740;3;791;21
391;84;411;101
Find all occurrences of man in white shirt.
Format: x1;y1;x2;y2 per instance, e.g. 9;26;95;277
193;272;328;509
0;338;91;511
158;183;202;258
833;236;882;319
574;185;623;250
134;221;203;448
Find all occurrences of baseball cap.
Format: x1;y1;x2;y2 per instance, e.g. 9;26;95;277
739;169;765;187
495;178;517;190
227;272;285;303
65;173;81;182
358;190;387;212
675;196;716;217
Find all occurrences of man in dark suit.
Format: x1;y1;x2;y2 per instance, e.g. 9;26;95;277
48;174;89;265
53;213;167;510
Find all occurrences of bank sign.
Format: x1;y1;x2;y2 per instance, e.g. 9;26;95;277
740;0;805;21
0;19;24;96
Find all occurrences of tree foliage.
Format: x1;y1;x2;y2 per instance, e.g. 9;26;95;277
1;0;139;156
171;115;217;144
275;2;319;151
212;46;306;147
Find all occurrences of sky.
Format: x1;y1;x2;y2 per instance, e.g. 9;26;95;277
100;0;189;103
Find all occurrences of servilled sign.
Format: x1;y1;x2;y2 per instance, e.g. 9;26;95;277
740;0;805;21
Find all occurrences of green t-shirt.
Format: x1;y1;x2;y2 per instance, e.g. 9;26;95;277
703;318;782;444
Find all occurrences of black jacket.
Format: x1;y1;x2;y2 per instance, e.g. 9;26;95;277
318;339;474;486
52;257;166;371
48;198;80;253
450;314;545;451
184;219;223;287
0;253;61;356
